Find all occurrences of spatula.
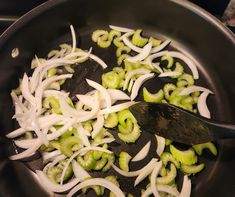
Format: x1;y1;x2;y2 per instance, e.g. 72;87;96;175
129;102;235;145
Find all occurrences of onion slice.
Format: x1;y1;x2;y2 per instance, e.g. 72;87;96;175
197;91;211;119
151;40;171;53
179;85;213;96
134;159;158;186
107;89;130;100
42;150;62;162
150;161;162;197
131;73;155;100
127;42;152;63
158;71;181;77
6;127;27;138
109;25;134;33
122;36;143;53
141;185;180;197
132;141;151;162
98;101;136;115
123;68;151;90
86;79;111;108
155;135;165;156
179;175;191;197
167;51;198;79
36;170;80;193
112;158;158;177
10;141;42;160
67;178;125;197
89;54;107;69
91;115;104;138
72;160;91;181
14;138;39;149
70;25;76;53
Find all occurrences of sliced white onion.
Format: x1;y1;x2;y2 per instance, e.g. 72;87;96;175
197;91;211;119
120;31;134;40
6;127;27;138
86;79;111;108
155;135;165;156
123;68;151;90
35;74;73;114
79;146;112;156
14;138;37;149
36;170;80;193
150;161;162;197
151;40;171;53
134;159;158;186
70;25;76;53
99;101;136;115
67;178;125;197
72;160;91;181
146;50;169;64
141;185;180;197
112;158;158;177
158;71;181;77
11;47;19;58
167;51;198;79
74;92;100;123
42;150;62;162
11;91;27;113
179;175;191;197
91;138;115;146
89;54;107;69
76;94;96;108
107;89;130;100
122;36;143;53
91;115;104;138
109;25;134;33
9;141;41;160
132;141;151;162
76;124;91;146
179;85;213;96
21;74;35;105
127;42;152;63
131;73;155;100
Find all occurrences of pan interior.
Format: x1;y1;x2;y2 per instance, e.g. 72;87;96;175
0;0;234;196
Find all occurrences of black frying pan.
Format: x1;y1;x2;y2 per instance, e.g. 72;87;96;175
0;0;235;196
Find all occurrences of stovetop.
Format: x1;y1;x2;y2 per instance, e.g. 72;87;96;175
0;0;234;35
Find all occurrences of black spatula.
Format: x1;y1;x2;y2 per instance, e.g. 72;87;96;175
129;102;235;145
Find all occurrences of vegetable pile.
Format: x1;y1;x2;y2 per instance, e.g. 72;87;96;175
6;25;218;197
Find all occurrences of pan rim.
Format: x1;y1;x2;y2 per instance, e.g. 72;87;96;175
0;0;234;47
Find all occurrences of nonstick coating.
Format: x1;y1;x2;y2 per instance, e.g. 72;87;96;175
0;0;235;197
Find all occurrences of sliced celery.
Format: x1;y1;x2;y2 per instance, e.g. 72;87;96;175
108;30;121;41
102;71;120;89
156;164;177;185
163;83;176;100
143;87;164;103
116;46;131;57
148;36;161;47
104;113;118;128
102;153;115;172
118;123;141;143
193;142;217;156
119;152;132;171
161;55;174;68
170;145;197;165
60;136;81;157
181;163;205;175
77;151;96;171
132;29;148;47
47;166;62;183
160;152;180;168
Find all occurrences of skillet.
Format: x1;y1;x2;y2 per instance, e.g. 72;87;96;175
0;0;235;196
